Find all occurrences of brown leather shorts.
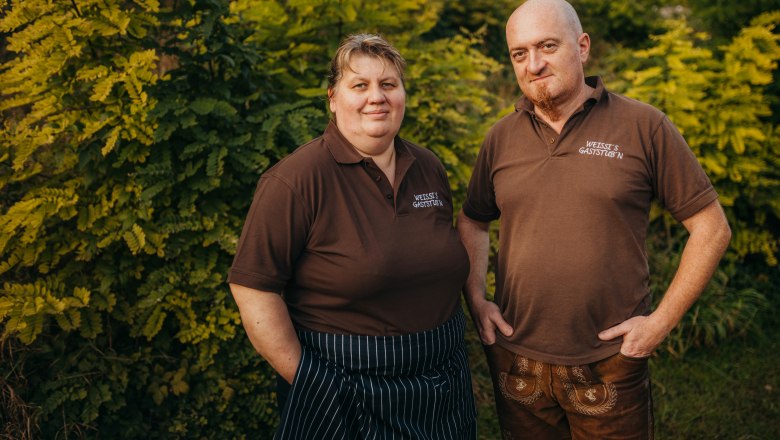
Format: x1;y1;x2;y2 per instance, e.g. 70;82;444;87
485;344;653;440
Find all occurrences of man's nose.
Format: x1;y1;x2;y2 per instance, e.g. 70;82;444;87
528;51;546;75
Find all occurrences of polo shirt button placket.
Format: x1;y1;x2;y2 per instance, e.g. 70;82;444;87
364;160;394;205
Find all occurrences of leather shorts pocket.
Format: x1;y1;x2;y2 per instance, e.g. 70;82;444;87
557;364;618;416
498;354;544;405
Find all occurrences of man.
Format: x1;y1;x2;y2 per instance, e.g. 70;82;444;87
458;0;731;438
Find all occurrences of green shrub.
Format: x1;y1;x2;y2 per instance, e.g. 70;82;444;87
608;13;780;353
647;226;768;357
0;0;499;437
613;12;780;267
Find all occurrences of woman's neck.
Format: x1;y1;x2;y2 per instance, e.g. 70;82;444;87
363;142;396;187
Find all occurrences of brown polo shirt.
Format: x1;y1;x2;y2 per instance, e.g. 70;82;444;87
229;121;469;336
464;76;718;365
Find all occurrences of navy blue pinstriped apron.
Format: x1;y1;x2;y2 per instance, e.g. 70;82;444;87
275;309;476;439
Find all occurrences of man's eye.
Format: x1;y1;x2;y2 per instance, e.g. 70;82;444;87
512;52;526;61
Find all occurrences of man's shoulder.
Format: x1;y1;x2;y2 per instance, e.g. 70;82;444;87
601;90;666;122
484;107;528;140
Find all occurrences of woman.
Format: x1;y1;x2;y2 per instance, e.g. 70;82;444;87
228;34;476;439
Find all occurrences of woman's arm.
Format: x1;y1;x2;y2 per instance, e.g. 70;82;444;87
229;283;302;383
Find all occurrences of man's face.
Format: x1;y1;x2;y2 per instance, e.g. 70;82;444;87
505;6;589;119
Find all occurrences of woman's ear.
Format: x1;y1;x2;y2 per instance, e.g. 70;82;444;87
327;88;336;113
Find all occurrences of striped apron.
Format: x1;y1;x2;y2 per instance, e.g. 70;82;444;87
276;309;477;439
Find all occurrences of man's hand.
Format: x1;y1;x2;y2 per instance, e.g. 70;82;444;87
457;210;512;345
468;298;514;345
599;200;731;359
597;314;670;358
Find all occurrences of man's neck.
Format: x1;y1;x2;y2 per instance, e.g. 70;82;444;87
535;84;594;134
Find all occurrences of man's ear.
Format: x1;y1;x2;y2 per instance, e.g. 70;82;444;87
578;32;591;64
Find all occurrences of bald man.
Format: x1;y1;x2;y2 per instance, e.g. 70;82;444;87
458;0;731;438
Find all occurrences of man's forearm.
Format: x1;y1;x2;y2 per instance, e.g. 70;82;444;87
652;200;732;332
456;210;491;305
457;210;514;343
598;200;731;355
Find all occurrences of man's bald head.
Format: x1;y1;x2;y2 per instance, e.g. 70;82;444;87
504;0;591;123
508;0;583;40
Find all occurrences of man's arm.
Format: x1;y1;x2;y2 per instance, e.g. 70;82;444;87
457;210;513;345
598;199;732;357
229;283;301;383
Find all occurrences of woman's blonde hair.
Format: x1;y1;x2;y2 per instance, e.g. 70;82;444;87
327;34;406;91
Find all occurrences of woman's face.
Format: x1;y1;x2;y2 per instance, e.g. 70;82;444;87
328;54;405;154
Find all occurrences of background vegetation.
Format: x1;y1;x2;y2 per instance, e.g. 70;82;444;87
1;0;778;438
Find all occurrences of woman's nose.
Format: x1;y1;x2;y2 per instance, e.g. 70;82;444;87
368;85;387;103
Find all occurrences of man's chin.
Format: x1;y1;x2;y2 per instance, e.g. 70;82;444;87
530;99;562;122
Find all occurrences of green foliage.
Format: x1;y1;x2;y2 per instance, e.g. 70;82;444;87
685;0;780;42
606;12;780;354
230;0;501;199
424;1;517;61
647;229;768;358
2;0;777;436
613;12;780;268
0;0;500;437
402;32;501;199
651;301;780;439
1;0;274;437
574;0;676;47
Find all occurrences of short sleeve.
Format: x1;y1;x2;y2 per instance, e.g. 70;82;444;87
463;134;500;222
227;174;311;293
651;116;718;221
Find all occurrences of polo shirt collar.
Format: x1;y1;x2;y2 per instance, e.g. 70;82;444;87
514;75;606;114
322;120;414;167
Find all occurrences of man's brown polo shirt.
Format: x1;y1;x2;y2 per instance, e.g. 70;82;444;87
229;122;469;336
464;77;718;365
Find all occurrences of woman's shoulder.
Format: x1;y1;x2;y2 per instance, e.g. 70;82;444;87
399;138;445;170
265;135;333;177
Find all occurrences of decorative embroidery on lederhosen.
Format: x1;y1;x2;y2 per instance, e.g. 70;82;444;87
556;365;617;415
498;355;544;405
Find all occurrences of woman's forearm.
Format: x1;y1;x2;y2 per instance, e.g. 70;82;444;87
229;283;302;383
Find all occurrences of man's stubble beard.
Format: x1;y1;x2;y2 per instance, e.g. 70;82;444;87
530;84;562;122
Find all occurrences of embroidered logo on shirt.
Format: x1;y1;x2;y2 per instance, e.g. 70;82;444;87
412;192;444;208
579;141;624;159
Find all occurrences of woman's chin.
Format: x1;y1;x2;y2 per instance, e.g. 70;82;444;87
363;124;400;139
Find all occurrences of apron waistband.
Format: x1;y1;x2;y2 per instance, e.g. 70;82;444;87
297;308;466;376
